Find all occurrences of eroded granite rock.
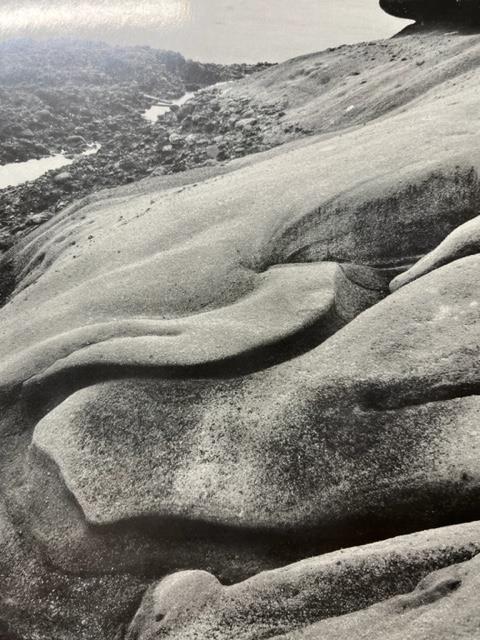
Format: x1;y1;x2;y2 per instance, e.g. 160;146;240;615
125;523;480;639
391;214;480;291
280;554;480;640
1;28;480;640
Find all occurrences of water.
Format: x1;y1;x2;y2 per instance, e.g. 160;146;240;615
143;91;196;123
1;89;205;190
0;0;410;64
0;143;100;189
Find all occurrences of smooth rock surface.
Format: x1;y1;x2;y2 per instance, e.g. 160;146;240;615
391;214;480;290
23;251;480;581
278;554;480;639
3;59;480;391
125;522;480;639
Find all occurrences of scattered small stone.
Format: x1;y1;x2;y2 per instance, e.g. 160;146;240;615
53;171;72;184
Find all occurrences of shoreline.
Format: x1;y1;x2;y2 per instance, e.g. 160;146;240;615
0;38;274;250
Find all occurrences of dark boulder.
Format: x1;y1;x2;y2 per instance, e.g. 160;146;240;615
380;0;480;22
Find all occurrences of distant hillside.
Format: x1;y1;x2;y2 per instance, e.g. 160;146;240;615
0;38;260;89
223;26;480;137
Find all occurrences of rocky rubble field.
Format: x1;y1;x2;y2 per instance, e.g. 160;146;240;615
0;38;268;164
0;84;285;249
0;39;271;248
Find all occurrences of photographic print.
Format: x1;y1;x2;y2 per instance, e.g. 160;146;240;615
0;1;480;639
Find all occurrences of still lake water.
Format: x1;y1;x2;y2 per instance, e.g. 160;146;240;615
0;88;197;188
0;0;410;63
0;144;100;189
143;91;196;123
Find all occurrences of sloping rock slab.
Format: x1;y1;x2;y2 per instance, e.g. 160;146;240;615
125;522;480;639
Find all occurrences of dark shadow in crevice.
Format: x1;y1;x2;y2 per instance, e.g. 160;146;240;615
0;618;22;640
45;480;480;585
394;18;480;37
358;377;480;412
0;255;15;309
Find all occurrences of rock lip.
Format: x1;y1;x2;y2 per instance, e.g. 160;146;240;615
380;0;480;22
125;521;480;640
